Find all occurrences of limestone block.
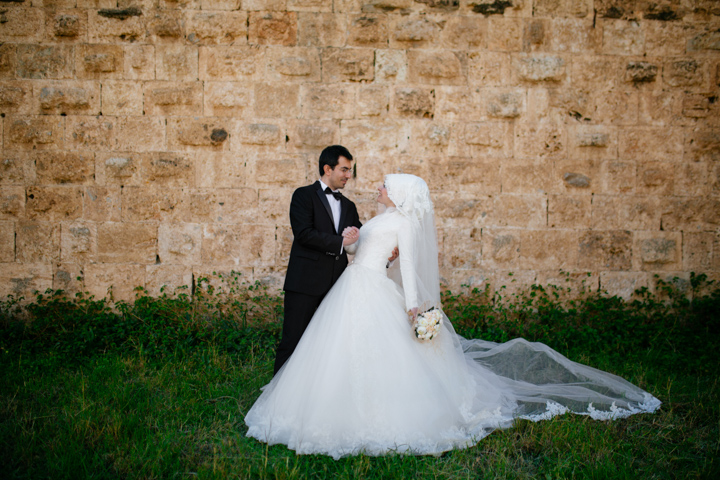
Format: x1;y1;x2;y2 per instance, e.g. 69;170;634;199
16;219;60;263
60;221;97;263
619;127;683;161
0;44;17;79
683;232;713;271
0;81;35;115
76;44;123;79
462;121;512;158
121;186;185;222
639;90;679;126
514;122;566;160
158;222;202;265
288;0;332;11
522;19;547;52
255;83;300;118
348;14;389;48
36;81;100;115
275;223;293;264
578;230;632;271
201;224;275;267
519;229;579;270
634;231;682;271
374;49;407;84
592;89;639;126
390;15;441;48
434;87;482;122
288;121;339;149
570;55;621;91
35;151;94;185
301;84;354;119
52;263;85;297
681;93;719;119
195;152;250;188
600;160;635;194
144;81;203;116
442;227;483;270
235;122;281;146
185;10;247;45
155;45;198;81
320;48;374;83
568;125;618;160
661;197;720;232
248;11;297;46
254;154;305;187
468;52;511;86
636;161;674;195
601;19;644;55
663;58;706;88
407;50;465;86
513;54;566;82
83;185;121;222
144;264;193;297
0;186;25;220
532;0;592;17
83;263;145;302
88;8;146;44
113;117;165;153
501;158;554;194
427;156;500;194
548;194;590;228
433;192;493;227
199;46;264;80
687;28;720;52
146;10;184;43
599;272;649;300
142;152;195;187
440;15;486;50
0;221;14;262
554;157;601;194
158;0;200;8
684;129;720;162
481;228;520;269
266;47;321;83
674;161;710;196
493;194;547;228
357;85;388;116
340;120;407;156
0;6;44;42
95;152;143;185
203;83;251;119
45;9;87;42
258;187;293;226
77;0;119;7
487;17;523;52
360;0;413;12
186;188;259;224
591;195;660;230
485;88;526;118
123;45;155;80
17;45;74;79
391;87;434;118
6;115;64;150
101;80;143;116
549;17;601;53
168;118;231;151
297;12;346;47
0;152;35;186
642;20;689;56
624;61;658;84
65;117;116;154
26;186;83;221
97;222;157;264
536;270;600;298
0;263;53;299
547;87;593;123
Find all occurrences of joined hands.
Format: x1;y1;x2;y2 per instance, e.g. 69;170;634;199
342;226;359;246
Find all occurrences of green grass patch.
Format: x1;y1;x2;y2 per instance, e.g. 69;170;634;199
1;272;719;479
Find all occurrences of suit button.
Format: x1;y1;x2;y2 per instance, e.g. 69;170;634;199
335;256;339;260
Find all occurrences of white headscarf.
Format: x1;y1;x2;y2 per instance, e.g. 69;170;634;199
384;174;441;313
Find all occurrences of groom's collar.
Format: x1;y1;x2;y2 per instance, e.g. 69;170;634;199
318;179;337;194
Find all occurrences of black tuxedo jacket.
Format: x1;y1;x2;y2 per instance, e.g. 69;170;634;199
283;181;362;296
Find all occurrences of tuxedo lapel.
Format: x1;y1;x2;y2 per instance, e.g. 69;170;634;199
314;182;336;232
338;196;349;232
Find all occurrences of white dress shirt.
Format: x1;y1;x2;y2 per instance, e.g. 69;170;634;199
319;179;342;234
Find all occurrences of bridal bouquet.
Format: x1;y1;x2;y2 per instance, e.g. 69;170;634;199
413;307;443;342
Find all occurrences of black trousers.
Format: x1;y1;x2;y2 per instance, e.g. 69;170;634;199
273;290;325;374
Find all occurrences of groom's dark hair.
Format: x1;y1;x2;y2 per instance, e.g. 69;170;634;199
319;145;353;177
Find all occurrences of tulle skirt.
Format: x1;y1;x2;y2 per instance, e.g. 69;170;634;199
244;264;660;459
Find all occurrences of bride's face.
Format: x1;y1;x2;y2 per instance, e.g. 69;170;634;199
377;184;395;207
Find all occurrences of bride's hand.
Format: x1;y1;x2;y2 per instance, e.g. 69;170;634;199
342;227;359;246
387;247;399;263
407;307;418;324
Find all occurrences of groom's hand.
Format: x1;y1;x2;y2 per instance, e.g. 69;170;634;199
342;226;359;246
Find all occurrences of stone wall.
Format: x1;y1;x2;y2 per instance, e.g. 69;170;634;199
1;0;719;302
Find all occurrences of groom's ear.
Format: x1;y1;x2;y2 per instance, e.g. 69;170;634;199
322;164;333;177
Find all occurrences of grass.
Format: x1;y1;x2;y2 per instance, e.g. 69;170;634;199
1;272;719;479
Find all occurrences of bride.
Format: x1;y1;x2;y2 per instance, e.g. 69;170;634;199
245;174;661;459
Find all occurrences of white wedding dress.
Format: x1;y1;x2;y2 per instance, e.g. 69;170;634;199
245;208;661;459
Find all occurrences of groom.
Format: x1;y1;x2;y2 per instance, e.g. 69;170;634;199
274;145;362;374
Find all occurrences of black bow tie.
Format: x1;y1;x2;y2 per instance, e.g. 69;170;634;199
324;187;342;201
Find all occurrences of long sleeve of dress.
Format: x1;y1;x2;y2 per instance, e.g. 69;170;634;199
397;220;418;312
